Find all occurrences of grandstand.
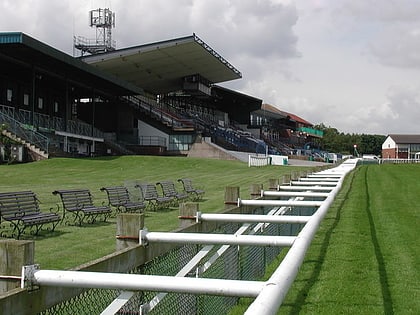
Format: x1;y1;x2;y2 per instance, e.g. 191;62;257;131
0;31;323;162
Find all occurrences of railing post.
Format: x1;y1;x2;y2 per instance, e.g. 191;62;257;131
250;184;263;199
268;179;279;191
179;203;199;229
282;174;291;185
116;213;144;251
0;240;34;293
225;186;240;210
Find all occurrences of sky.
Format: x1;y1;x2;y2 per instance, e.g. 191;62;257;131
1;0;419;135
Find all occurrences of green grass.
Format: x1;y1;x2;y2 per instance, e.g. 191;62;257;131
0;156;308;269
231;164;419;314
2;159;418;314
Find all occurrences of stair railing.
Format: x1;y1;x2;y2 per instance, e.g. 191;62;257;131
0;110;49;154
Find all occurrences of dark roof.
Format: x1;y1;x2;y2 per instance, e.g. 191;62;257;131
388;134;420;144
0;32;143;96
254;103;313;126
211;86;262;124
81;34;242;94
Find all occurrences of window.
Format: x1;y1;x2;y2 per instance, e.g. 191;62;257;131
6;89;13;102
23;93;30;106
169;135;193;151
54;101;59;113
38;97;43;109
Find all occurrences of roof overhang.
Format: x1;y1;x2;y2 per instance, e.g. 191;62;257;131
81;34;242;94
0;32;143;97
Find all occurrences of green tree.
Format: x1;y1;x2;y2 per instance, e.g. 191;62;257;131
313;124;385;156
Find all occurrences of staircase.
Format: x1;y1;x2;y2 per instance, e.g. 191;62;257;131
2;129;49;160
0;111;50;160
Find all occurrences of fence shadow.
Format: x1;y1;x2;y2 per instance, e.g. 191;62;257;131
283;168;357;314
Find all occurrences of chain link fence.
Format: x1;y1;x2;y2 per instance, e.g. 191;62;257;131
38;206;311;315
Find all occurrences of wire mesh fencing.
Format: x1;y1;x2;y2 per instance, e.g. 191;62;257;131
38;206;312;315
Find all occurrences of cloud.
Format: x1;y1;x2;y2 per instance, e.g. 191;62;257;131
329;0;420;69
368;25;420;69
1;0;419;135
384;85;420;132
190;0;300;59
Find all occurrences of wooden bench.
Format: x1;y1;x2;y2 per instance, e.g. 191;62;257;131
52;189;111;226
100;186;145;213
178;178;205;201
135;183;174;211
0;191;61;239
157;180;189;205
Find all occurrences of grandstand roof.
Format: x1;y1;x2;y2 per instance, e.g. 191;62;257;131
0;32;143;96
212;86;262;123
81;34;242;95
256;104;313;126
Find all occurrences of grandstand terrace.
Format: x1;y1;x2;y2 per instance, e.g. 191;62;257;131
251;103;324;156
1;32;322;161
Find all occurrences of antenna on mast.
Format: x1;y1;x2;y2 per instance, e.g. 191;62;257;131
74;8;116;56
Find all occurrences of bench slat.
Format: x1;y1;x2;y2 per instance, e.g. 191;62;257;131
0;191;61;239
52;189;111;226
100;186;145;213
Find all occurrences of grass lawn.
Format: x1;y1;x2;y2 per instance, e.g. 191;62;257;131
0;155;309;270
274;164;419;314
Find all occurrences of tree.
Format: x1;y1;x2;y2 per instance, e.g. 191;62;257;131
313;124;385;156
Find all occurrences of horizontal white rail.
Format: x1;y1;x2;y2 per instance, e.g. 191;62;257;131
20;159;359;315
245;158;358;315
299;177;339;182
24;268;264;297
196;213;312;224
261;191;330;198
278;185;334;191
290;181;337;186
307;174;342;178
238;199;323;207
139;230;296;247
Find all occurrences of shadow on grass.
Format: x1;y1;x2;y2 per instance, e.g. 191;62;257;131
6;229;72;241
283;168;358;315
364;166;394;315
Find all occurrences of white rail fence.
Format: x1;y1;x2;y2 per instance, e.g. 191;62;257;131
248;154;288;167
21;159;358;315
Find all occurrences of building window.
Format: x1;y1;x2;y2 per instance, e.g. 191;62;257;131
169;134;193;151
6;89;13;102
38;97;43;109
23;93;30;106
54;101;59;113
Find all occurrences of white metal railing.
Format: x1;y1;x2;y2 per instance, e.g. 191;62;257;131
380;158;420;164
21;159;359;315
248;154;271;167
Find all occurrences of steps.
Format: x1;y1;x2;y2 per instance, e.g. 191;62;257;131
1;130;49;160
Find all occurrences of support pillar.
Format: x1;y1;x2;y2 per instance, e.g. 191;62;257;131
224;186;240;210
268;178;279;191
179;203;199;229
116;213;144;251
250;184;263;199
282;174;291;184
0;240;34;292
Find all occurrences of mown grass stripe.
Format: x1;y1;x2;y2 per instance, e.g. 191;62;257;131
364;165;394;314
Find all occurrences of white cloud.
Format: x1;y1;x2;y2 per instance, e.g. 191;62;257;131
1;0;419;135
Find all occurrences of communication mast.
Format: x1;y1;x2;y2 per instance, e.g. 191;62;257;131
74;8;116;56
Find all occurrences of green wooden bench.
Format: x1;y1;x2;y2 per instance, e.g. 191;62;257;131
135;183;174;211
0;191;61;239
52;189;111;226
157;180;189;205
178;178;205;201
100;186;145;213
